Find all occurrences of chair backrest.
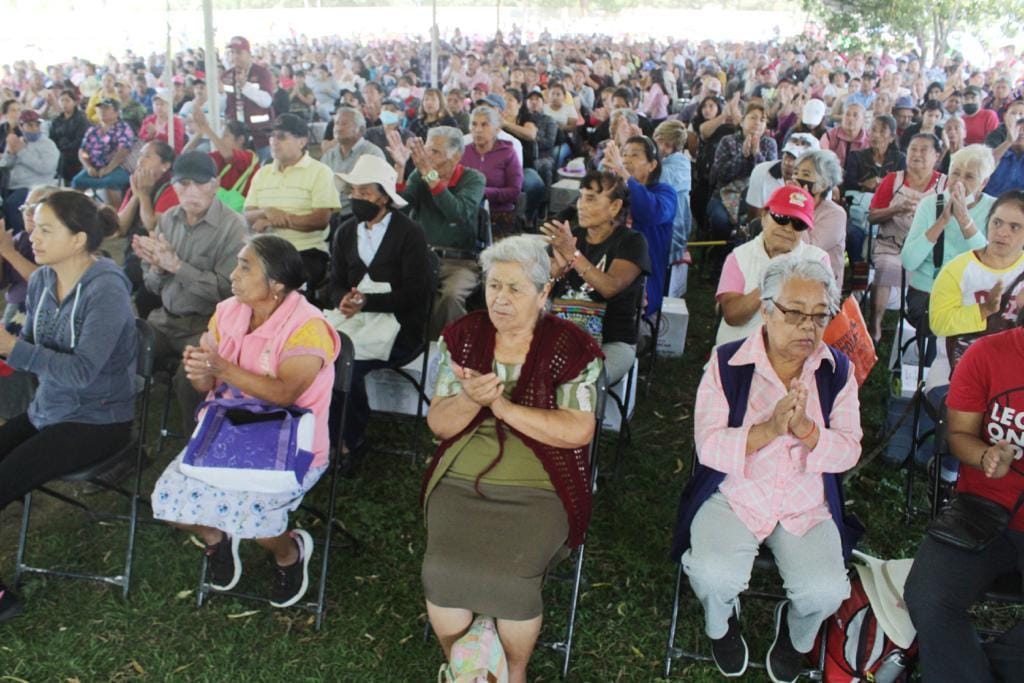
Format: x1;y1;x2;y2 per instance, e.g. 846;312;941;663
588;366;609;482
477;200;493;253
332;332;356;394
134;318;157;381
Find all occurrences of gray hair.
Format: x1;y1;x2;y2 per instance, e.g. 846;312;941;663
950;144;996;180
761;254;840;315
798;149;843;195
610;107;640;126
426;125;465;159
479;235;551;292
335;106;366;133
470;105;501;128
843;101;866;116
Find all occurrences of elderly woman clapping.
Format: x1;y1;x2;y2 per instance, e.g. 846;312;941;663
421;235;603;683
901;144;997;334
672;254;862;681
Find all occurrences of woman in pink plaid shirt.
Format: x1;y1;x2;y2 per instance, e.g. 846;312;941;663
682;255;862;683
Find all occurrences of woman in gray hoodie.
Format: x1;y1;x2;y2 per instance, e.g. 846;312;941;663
0;191;137;623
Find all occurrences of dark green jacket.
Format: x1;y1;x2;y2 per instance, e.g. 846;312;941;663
401;165;485;251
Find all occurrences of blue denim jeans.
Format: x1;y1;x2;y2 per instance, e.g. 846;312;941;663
522;168;545;226
70;167;130;191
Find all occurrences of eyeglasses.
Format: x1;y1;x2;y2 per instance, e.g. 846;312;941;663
766;298;832;328
19;202;40;215
768;212;809;232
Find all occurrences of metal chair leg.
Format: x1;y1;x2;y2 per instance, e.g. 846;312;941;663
14;492;33;587
663;560;685;678
559;544;586;678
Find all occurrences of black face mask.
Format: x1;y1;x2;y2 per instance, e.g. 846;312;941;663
795;178;817;194
962;103;980;115
351;198;383;222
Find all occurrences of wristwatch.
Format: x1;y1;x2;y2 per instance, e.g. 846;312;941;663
424;169;440;184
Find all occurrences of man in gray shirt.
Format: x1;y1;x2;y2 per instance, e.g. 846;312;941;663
133;151;248;430
320;106;385;220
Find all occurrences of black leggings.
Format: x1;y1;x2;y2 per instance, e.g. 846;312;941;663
0;414;133;511
904;530;1024;683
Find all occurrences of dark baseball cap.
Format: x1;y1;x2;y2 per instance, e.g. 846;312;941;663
271;113;309;138
98;97;120;110
171;151;218;184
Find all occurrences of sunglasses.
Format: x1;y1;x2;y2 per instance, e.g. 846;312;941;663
768;212;809;232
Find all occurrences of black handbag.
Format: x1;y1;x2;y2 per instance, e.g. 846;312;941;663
926;491;1024;553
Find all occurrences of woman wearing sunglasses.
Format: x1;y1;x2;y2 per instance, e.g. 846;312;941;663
715;185;831;346
677;254;861;681
793;149;848;290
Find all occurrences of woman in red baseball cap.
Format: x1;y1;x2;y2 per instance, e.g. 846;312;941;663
715;185;832;347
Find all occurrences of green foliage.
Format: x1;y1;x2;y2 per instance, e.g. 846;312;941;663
803;0;1024;60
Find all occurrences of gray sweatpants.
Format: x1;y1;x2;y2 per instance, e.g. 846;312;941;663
682;492;850;652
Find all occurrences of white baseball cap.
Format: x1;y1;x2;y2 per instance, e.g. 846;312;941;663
802;98;827;126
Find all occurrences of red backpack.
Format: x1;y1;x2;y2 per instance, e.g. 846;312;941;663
810;575;918;682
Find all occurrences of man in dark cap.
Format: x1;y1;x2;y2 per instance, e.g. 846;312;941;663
243;114;341;290
133;150;249;431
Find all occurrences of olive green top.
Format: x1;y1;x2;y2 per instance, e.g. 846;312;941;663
425;339;602;495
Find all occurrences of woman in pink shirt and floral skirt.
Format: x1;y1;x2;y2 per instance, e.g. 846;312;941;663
152;235;340;609
672;254;862;683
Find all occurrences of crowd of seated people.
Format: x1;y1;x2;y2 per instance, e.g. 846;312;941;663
2;27;1024;682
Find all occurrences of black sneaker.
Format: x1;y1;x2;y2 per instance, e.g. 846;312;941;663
270;529;313;608
767;600;805;683
338;440;368;479
205;533;242;592
0;583;24;623
710;604;748;677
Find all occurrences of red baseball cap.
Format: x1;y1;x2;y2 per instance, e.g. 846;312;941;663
765;186;815;230
227;36;251;52
18;109;41;124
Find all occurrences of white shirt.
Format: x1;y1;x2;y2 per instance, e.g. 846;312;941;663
357;211;393;267
745;159;785;209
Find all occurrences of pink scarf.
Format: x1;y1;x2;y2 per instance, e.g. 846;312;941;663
212;291;340;467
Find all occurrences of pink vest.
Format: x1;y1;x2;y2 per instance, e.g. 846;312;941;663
212;291;340;467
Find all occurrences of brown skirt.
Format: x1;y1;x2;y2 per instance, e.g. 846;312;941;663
422;476;569;621
872;237;905;288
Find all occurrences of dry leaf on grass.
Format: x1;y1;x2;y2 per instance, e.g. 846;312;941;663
227;610;260;619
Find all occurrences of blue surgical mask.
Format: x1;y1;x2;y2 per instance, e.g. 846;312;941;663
24;131;42;143
380;110;402;127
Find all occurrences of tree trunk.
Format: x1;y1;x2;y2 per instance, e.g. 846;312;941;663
914;27;930;66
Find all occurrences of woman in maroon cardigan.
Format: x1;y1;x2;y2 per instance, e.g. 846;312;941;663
420;235;603;683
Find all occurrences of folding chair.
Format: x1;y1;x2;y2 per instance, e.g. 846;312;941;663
894;271;942;524
367;250;442;464
663;445;829;680
155;356;184;455
195;332;359;630
539;367;608;678
607;292;645;479
642;254;673;398
14;318;156;599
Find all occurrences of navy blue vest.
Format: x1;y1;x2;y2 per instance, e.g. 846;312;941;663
669;339;864;563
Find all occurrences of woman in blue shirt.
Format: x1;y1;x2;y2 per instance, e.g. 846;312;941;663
604;135;677;318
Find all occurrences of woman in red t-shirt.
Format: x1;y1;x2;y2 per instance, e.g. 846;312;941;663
904;317;1024;682
189;103;259;198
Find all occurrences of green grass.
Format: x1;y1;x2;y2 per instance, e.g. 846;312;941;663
0;268;1010;682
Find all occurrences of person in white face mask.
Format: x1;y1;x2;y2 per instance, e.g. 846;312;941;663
0;110;59;233
364;98;415;168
